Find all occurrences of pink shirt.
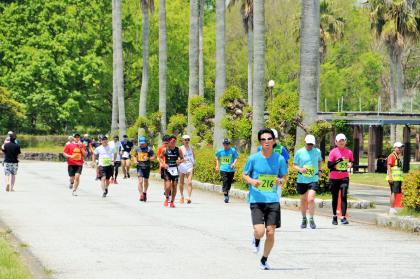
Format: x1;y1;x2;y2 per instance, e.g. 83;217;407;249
328;147;354;180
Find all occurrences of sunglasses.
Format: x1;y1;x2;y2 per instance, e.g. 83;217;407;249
183;139;190;141
260;137;273;142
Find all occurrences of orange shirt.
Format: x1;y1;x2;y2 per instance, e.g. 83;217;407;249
157;144;167;168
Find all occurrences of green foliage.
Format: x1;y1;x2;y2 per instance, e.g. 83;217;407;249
167;114;187;137
307;120;332;143
0;87;26;132
127;112;161;143
282;163;331;196
189;96;214;144
3;135;68;149
402;170;420;211
220;86;252;147
332;119;353;148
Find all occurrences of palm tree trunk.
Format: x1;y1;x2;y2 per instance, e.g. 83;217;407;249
296;0;320;146
198;0;205;97
111;0;119;134
395;52;404;111
115;0;126;136
188;0;199;134
139;2;150;117
251;0;265;153
213;0;226;149
159;0;167;134
389;47;396;144
247;20;253;107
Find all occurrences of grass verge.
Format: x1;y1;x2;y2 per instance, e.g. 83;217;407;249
397;208;420;218
350;173;388;187
0;231;31;278
21;145;63;153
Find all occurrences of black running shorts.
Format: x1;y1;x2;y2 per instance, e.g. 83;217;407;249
250;203;281;228
68;165;83;176
296;182;320;195
137;166;151;179
99;166;113;180
389;181;402;193
163;169;178;182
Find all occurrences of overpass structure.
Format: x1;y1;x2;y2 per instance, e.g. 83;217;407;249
317;112;420;173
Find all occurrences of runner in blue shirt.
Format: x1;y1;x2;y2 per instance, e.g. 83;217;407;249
256;128;290;162
293;134;322;229
215;138;239;203
243;128;288;270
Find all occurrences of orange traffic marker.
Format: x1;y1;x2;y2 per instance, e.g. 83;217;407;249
395;193;403;208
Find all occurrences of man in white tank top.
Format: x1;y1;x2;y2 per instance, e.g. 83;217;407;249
178;135;195;204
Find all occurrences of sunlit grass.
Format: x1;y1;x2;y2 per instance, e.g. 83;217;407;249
0;232;31;278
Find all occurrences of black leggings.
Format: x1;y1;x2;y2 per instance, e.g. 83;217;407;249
113;162;121;179
220;171;235;195
330;178;349;216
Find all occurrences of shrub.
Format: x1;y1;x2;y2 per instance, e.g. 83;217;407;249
167;114;187;137
402;170;420;211
127;112;162;145
189;96;214;144
15;134;69;148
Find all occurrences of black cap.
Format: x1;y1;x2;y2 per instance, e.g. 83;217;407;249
73;133;80;137
123;134;128;138
101;135;108;140
223;138;231;144
114;135;119;139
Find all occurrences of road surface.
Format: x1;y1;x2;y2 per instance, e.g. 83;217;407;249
0;161;419;278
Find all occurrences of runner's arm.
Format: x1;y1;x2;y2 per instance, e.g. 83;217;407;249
176;149;184;165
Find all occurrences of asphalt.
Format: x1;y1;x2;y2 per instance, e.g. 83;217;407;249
0;161;419;278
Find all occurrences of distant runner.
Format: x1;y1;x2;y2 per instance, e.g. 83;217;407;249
158;135;170;195
109;135;122;184
92;136;116;198
178;135;195;204
63;133;87;196
293;135;322;229
81;134;92;162
134;137;155;202
120;135;134;179
1;133;21;192
243;128;287;270
215;138;239;203
386;142;404;215
328;133;354;225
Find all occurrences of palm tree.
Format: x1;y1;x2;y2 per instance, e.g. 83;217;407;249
213;0;226;149
111;0;119;135
296;0;320;145
320;0;344;62
114;0;126;136
159;0;167;133
250;0;265;152
188;0;199;134
139;0;155;117
198;0;205;97
227;0;253;106
368;0;419;143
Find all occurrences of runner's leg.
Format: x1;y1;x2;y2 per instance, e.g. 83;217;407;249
307;189;316;217
300;192;308;217
179;173;185;199
262;225;276;258
73;173;81;191
340;181;349;216
171;181;177;202
138;176;144;194
10;174;16;191
331;180;339;216
187;171;193;200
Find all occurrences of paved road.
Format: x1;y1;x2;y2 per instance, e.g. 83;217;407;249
0;161;419;278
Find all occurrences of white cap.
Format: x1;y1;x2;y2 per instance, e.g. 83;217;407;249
7;131;13;135
335;133;347;142
393;142;404;148
305;134;316;145
182;135;190;140
271;128;278;139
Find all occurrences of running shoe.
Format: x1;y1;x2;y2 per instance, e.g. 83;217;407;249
102;192;107;198
259;262;271;270
332;216;338;225
309;218;316;229
123;176;127;179
180;197;184;204
389;208;397;215
224;195;229;203
143;192;147;202
114;179;119;184
251;238;260;254
341;217;349;225
127;173;130;178
140;193;145;201
164;198;169;207
6;184;10;192
187;198;191;204
170;201;175;208
105;188;108;195
300;217;307;229
72;190;78;196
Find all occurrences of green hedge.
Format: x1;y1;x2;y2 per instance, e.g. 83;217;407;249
402;170;420;211
5;134;69;148
193;147;330;196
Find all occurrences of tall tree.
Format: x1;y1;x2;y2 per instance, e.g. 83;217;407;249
296;0;321;145
368;0;419;142
320;0;344;62
115;0;126;136
198;0;205;97
139;0;155;117
250;0;265;152
188;0;199;134
213;0;226;149
111;0;119;135
159;0;167;133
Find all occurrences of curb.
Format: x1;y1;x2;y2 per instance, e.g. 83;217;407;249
376;213;420;233
148;172;374;209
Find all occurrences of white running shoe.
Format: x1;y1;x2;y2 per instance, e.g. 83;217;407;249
389;208;397;215
72;190;78;196
259;262;271;270
251;238;260;254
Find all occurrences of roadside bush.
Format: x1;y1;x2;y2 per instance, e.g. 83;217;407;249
402;170;420;211
189;96;214;144
167;114;187;138
15;134;68;148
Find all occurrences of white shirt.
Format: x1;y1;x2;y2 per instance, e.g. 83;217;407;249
109;141;122;161
94;145;115;167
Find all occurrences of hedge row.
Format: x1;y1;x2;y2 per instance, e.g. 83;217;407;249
402;170;420;211
1;134;69;148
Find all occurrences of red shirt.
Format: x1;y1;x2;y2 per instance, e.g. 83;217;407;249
157;144;167;169
64;143;86;166
387;153;400;167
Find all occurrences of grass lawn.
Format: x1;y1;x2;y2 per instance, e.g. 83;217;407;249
350;172;388;187
284;193;357;201
21;145;63;153
0;231;31;278
397;208;420;218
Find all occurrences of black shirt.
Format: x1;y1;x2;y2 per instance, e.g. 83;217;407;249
2;142;21;163
121;140;134;153
164;147;180;168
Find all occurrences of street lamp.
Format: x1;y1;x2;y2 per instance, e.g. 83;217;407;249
268;80;275;102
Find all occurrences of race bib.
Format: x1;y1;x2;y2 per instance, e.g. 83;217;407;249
122;151;130;158
168;167;178;176
220;155;231;165
336;160;349;171
302;165;315;177
138;152;148;161
258;174;276;192
102;157;112;166
73;153;81;160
